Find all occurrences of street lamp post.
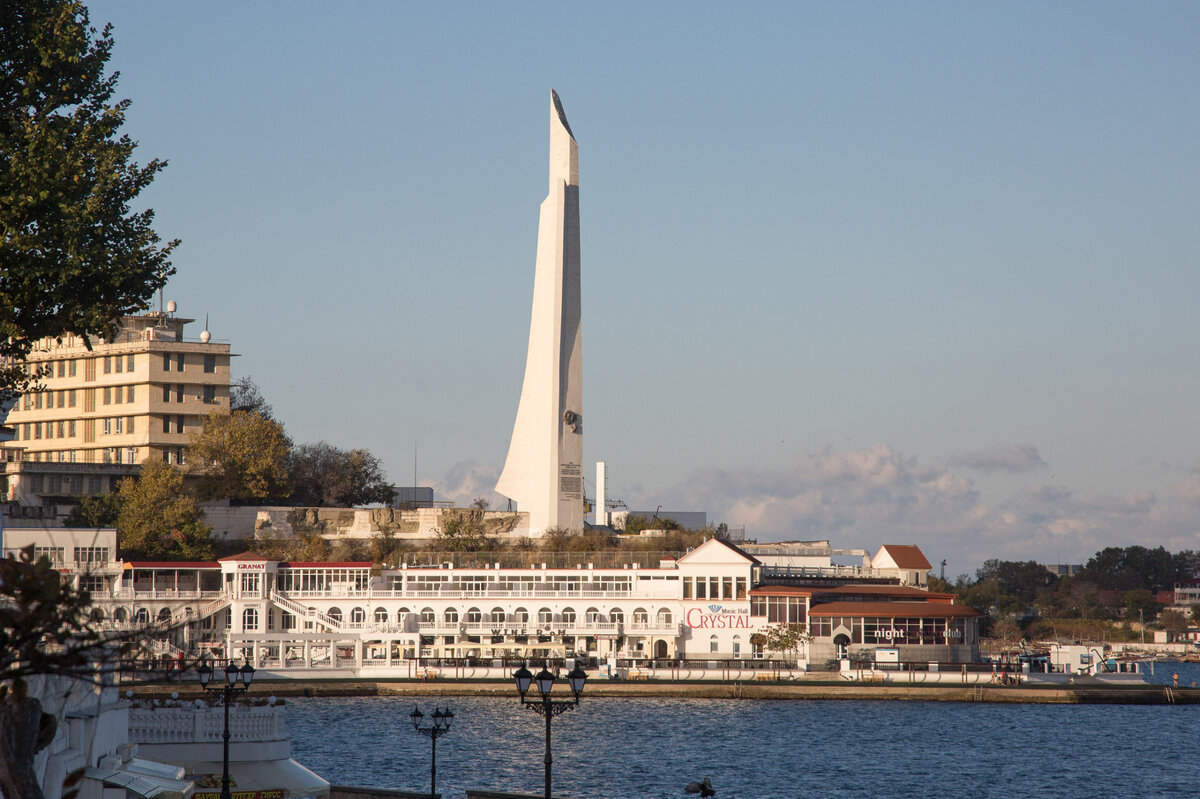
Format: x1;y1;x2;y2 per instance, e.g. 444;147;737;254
196;659;255;799
409;706;454;799
512;663;588;799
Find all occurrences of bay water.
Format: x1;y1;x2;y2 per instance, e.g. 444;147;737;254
287;661;1200;799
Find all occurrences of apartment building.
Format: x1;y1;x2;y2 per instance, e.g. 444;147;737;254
1;309;233;511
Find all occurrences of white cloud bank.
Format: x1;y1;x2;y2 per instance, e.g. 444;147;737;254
434;445;1200;573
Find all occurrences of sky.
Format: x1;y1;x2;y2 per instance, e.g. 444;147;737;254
83;1;1200;576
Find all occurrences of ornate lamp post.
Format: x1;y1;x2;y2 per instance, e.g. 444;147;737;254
512;663;587;799
409;706;454;798
196;659;255;799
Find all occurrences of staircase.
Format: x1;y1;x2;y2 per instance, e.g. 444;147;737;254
269;590;344;632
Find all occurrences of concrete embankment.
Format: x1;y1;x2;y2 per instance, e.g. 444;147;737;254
127;678;1199;704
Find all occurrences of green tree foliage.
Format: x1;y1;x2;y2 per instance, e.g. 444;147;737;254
757;622;811;659
63;491;121;527
1158;608;1190;635
116;459;212;560
622;514;680;535
1078;545;1198;593
188;409;291;502
0;546;146;799
0;0;177;403
288;441;395;507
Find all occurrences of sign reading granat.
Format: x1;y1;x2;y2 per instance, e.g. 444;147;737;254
686;604;753;629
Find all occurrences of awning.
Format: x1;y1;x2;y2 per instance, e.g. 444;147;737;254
84;765;192;799
190;759;329;799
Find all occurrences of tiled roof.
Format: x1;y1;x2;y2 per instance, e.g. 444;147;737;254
278;562;374;569
749;585;812;597
124;561;220;569
809;601;979;618
814;585;952;601
879;545;932;570
218;551;271;562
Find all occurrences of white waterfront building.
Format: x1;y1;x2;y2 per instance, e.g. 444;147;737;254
2;531;981;677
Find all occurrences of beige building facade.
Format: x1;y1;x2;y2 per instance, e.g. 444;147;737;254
1;310;232;511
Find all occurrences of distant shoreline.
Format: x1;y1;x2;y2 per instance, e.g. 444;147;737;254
128;678;1197;705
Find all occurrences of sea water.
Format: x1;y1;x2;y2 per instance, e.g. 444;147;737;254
287;662;1200;799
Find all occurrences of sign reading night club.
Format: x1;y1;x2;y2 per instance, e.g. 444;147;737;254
686;604;753;629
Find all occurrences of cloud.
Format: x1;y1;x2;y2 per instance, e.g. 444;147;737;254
947;444;1047;474
640;444;1200;572
432;461;509;510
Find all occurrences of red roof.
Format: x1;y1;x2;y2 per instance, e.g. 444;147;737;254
218;552;270;562
278;562;374;569
749;585;812;597
815;585;955;603
124;562;220;570
878;545;932;570
809;601;979;618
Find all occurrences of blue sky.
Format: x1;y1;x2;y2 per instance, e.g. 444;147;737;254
86;1;1200;574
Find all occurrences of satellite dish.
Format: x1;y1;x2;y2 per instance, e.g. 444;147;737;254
200;330;211;343
166;300;177;313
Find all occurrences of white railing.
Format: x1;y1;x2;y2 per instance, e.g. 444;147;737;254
276;586;680;601
761;565;882;579
270;590;344;632
129;704;285;744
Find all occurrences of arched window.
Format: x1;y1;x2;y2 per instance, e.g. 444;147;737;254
609;608;624;624
632;607;648;626
657;608;672;626
134;608;149;624
732;635;742;659
512;607;529;623
374;607;389;623
243;608;259;631
328;607;343;623
157;607;172;622
93;607;107;621
397;607;412;615
537;607;554;625
490;607;506;624
445;607;459;624
709;634;719;653
115;608;129;623
466;607;482;624
351;607;366;625
420;607;436;624
585;607;600;624
561;607;576;624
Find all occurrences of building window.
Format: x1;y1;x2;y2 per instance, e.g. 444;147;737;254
102;386;111;405
74;547;110;564
420;608;436;625
87;476;101;494
103;418;112;435
114;356;123;374
444;607;459;624
374;607;389;624
561;607;576;624
163;353;171;371
126;385;135;402
243;608;259;631
127;416;135;434
351;607;366;625
56;390;64;408
175;414;184;433
69;359;77;377
103;356;111;374
162;384;170;402
204;354;216;373
57;360;65;377
537;607;554;625
490;607;505;625
162;416;170;434
327;607;343;623
68;389;76;407
126;354;135;370
240;572;261;595
176;384;184;402
114;417;123;434
732;636;742;659
126;447;136;463
175;446;185;464
203;385;216;404
176;353;184;372
466;607;482;624
281;612;296;631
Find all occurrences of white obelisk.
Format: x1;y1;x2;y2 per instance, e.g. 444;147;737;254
496;90;584;534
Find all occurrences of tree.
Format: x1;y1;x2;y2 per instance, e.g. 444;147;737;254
229;376;277;423
63;492;122;527
189;409;291;501
117;459;213;560
0;0;177;404
0;546;146;799
1158;608;1190;636
287;441;394;507
434;508;490;552
756;623;811;661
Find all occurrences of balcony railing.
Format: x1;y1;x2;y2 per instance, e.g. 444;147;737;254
128;703;284;744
